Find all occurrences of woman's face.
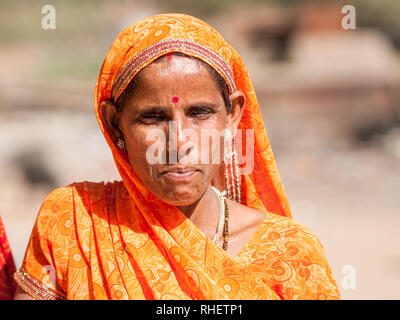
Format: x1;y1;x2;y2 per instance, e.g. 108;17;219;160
108;55;244;206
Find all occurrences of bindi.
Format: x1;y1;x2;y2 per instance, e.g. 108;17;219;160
172;96;179;103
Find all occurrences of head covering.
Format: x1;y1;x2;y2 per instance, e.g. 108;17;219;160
95;13;291;219
14;13;341;300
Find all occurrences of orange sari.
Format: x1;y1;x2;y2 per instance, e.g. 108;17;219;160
14;14;340;300
0;215;16;300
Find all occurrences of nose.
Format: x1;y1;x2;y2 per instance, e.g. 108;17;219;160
166;113;194;164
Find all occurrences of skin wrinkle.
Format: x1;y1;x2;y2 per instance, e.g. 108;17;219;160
116;56;236;208
13;15;340;300
100;55;265;258
115;53;232;113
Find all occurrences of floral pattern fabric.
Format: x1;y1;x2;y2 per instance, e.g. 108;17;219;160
14;13;340;300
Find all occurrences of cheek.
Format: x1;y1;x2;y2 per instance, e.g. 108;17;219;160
127;128;145;149
124;126;155;169
205;115;228;162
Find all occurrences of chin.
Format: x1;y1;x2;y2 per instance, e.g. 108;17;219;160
160;186;202;206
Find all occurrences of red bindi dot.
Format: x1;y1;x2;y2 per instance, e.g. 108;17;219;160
172;96;179;103
167;53;172;62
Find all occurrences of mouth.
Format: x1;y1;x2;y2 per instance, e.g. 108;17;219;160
160;166;201;181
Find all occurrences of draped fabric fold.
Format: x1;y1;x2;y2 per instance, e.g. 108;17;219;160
0;216;16;300
14;13;340;300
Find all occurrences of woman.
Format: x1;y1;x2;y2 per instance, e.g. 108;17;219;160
0;215;16;300
14;13;340;300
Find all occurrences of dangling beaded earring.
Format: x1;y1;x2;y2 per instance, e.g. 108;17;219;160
223;130;241;203
117;138;126;151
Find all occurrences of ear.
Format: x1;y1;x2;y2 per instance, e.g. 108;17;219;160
100;100;123;142
226;90;246;130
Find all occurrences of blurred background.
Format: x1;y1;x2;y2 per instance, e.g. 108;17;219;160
1;0;399;299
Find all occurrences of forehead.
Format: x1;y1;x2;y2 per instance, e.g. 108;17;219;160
144;54;208;78
133;55;219;93
116;53;227;110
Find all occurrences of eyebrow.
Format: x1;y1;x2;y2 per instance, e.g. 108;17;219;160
133;102;220;114
188;103;219;109
137;107;167;114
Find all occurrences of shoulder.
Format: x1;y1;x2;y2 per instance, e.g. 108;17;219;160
232;201;326;254
239;206;330;269
227;199;267;235
258;209;325;252
70;180;123;199
36;181;124;235
42;180;124;206
263;211;325;252
228;200;307;238
254;212;340;299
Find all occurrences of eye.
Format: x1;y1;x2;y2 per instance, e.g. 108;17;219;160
139;112;165;124
188;107;214;118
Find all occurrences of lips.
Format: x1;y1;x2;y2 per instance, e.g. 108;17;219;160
160;166;200;181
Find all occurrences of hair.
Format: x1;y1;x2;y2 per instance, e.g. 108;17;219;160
113;52;232;113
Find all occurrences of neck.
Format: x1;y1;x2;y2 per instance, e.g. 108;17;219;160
177;185;218;224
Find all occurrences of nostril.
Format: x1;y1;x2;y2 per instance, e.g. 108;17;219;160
178;146;192;161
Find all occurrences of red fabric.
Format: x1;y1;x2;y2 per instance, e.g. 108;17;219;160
0;215;16;299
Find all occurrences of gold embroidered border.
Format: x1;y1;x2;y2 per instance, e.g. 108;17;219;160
112;39;237;101
13;267;66;300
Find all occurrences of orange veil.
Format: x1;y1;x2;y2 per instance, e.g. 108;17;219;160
14;13;340;300
94;13;293;300
95;13;291;219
